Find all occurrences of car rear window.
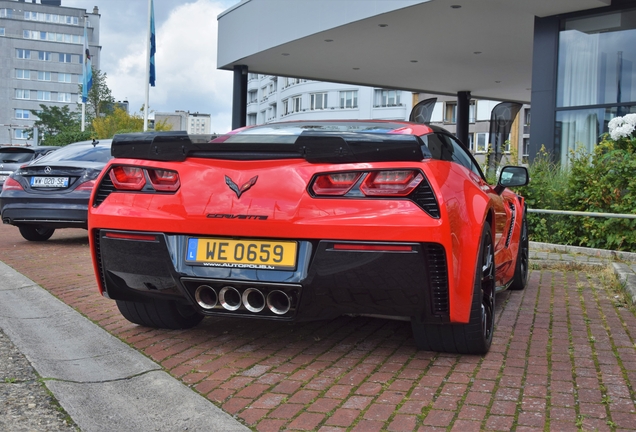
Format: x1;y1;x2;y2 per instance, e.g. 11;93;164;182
36;142;112;164
0;150;34;164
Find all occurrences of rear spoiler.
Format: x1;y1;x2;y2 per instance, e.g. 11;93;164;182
111;131;431;163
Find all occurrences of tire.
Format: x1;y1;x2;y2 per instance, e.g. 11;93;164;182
509;211;529;291
116;298;204;330
411;224;495;354
18;225;55;241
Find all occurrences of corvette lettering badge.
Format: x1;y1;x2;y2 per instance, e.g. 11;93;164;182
225;175;258;198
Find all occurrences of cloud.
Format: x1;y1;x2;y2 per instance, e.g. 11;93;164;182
64;0;236;133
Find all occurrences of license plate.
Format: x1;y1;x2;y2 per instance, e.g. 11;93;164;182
31;176;69;188
186;237;297;270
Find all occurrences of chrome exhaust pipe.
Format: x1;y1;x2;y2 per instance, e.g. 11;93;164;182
219;286;241;311
194;285;218;310
266;290;291;315
242;288;266;313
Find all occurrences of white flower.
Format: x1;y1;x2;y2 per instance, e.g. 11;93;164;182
608;114;636;140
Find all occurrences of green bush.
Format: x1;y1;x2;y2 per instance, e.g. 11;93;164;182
517;137;636;252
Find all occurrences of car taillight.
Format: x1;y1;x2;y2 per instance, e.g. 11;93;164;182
2;177;23;191
147;169;180;192
76;180;96;191
109;166;146;190
360;170;423;196
311;172;361;196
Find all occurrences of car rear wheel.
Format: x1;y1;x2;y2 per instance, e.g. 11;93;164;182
116;298;204;329
509;211;529;291
411;224;495;354
18;225;55;242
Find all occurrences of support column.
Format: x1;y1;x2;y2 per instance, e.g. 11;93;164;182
231;65;248;131
456;91;471;146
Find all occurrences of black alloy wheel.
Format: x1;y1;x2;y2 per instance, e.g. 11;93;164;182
509;212;529;291
411;224;495;354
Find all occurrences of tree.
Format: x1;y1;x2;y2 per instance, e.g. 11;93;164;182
92;107;172;139
25;104;92;146
80;67;115;119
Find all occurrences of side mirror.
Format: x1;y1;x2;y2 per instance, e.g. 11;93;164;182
495;166;529;195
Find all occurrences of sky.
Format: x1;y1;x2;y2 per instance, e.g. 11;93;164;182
63;0;239;133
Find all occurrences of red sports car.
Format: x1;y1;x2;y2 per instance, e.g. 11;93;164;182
88;120;529;354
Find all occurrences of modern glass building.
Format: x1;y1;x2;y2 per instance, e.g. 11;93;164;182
217;0;634;165
531;2;636;165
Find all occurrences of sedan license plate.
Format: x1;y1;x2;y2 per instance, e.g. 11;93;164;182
31;176;69;188
186;237;297;270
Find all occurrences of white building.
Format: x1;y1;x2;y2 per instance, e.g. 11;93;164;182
0;0;101;145
246;74;411;126
155;110;212;134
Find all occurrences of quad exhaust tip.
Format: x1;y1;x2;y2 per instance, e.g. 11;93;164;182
242;288;266;313
194;285;217;310
267;290;291;315
193;285;292;315
219;286;241;311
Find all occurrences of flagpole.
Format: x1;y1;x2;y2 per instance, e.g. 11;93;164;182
144;0;152;132
81;17;87;132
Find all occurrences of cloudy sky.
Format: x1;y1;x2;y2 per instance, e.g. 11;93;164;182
63;0;239;133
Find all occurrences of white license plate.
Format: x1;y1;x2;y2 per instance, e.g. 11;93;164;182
31;176;69;188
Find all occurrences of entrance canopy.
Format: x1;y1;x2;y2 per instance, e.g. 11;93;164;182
218;0;609;104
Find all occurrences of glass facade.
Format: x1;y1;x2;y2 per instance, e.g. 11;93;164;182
555;7;636;165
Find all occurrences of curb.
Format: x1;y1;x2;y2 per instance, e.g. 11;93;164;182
0;260;249;432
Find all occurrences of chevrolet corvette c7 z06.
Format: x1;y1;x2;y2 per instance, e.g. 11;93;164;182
88;121;529;354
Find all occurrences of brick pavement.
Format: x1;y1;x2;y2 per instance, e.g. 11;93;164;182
0;223;635;431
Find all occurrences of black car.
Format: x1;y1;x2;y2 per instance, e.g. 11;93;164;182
0;139;113;241
0;146;59;187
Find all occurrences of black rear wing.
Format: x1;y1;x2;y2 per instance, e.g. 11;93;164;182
111;131;431;164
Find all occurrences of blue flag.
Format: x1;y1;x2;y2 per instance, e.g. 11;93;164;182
149;0;156;87
82;24;92;102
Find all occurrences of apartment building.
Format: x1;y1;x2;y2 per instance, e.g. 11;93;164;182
0;0;100;145
246;74;411;126
155;110;212;134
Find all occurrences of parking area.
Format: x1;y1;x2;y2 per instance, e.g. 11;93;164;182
1;224;635;431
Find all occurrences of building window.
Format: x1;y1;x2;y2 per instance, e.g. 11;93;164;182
16;69;31;79
292;95;302;112
59;53;72;63
522;138;530;158
248;90;257;103
340;90;358;109
23;29;82;44
374;89;401;107
261;87;268;101
555;8;636;165
38;51;52;61
467;133;475;153
248;73;258;81
58;73;72;83
310;93;328;110
0;27;4;36
37;91;51;101
16;49;31;59
15;89;30;100
37;71;51;81
57;92;72;103
24;11;79;25
475;132;488;153
14;129;29;140
0;8;13;18
15;109;30;119
283;99;289;115
445;102;457;123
